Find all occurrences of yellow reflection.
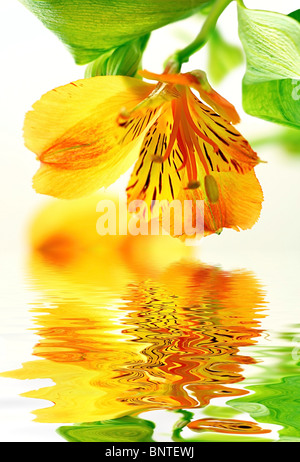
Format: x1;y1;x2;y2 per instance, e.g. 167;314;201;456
29;192;191;277
1;194;267;424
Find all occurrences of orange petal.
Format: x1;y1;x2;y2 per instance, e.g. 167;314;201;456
188;71;240;124
166;170;263;239
139;69;192;86
186;90;260;174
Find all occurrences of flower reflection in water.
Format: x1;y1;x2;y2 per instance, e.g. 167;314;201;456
1;194;270;441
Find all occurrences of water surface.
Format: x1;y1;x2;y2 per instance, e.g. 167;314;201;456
3;248;298;442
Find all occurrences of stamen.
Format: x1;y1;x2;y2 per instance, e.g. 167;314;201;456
188;125;210;176
187;180;201;189
151;155;164;163
119;107;131;119
179;116;198;182
116;79;167;127
204;174;219;203
177;128;192;180
176;129;188;171
181;90;219;153
162;100;181;162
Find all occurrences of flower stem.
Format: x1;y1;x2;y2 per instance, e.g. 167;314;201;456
169;0;234;70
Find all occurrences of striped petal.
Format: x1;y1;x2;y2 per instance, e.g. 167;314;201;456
185;90;260;175
126;104;183;217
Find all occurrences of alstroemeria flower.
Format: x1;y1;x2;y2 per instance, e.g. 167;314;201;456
24;69;263;238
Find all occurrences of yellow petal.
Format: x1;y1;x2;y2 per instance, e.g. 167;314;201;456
25;76;156;197
32;137;142;199
25;76;154;157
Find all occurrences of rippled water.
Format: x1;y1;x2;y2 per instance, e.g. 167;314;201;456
1;244;300;442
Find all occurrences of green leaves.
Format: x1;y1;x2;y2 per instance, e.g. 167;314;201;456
237;4;300;129
289;9;300;22
207;28;243;83
85;34;150;78
20;0;211;64
57;416;155;442
252;127;300;156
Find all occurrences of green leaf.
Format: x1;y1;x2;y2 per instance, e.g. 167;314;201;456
207;28;243;83
289;9;300;22
85;34;150;78
20;0;213;64
228;343;300;441
237;4;300;129
242;79;300;129
276;127;300;155
252;127;300;156
57;416;155;442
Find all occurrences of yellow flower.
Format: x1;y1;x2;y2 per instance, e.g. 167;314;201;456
24;69;263;238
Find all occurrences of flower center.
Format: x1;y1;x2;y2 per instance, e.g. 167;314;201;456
156;86;219;194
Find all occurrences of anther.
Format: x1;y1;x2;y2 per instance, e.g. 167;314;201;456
204;174;219;203
187;180;201;189
117;107;131;126
151;155;164;163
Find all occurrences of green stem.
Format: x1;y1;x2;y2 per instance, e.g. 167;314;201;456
170;0;234;69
